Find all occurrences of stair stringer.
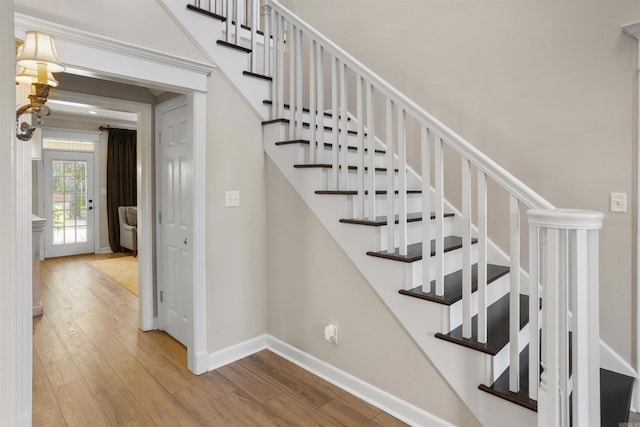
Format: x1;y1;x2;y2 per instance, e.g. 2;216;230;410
264;121;536;427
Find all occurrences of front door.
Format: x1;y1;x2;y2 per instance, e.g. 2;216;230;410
157;97;192;346
43;150;95;258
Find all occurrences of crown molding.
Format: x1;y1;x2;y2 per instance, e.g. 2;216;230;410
14;13;214;76
623;22;640;39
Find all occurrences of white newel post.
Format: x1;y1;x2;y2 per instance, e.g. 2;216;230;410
528;209;604;427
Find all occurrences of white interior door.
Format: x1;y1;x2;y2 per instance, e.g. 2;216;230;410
43;150;95;258
157;98;192;346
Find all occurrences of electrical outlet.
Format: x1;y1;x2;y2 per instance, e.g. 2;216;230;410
225;190;240;207
610;192;627;213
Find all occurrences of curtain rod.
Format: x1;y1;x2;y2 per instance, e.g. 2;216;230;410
98;125;136;131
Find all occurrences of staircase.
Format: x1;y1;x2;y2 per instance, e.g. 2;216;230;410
165;1;635;425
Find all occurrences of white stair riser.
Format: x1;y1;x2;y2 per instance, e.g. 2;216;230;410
446;274;510;332
284;141;387;170
370;217;454;249
490;323;530;384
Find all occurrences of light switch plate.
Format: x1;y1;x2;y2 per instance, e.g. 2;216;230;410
610;192;627;213
225;190;240;207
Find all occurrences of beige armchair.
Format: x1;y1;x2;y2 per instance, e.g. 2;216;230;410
118;206;137;257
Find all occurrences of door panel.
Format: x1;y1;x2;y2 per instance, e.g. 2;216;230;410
157;101;192;346
43;150;95;258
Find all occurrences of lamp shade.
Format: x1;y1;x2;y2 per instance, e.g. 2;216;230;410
15;65;59;87
16;31;65;73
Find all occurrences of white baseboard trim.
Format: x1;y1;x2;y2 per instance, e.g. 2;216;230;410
97;247;113;254
207;335;268;371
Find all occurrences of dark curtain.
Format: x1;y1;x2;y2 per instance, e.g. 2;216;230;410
106;128;137;252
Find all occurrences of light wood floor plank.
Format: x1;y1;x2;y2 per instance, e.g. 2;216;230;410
173;384;244;426
239;350;333;410
32;345;58;412
54;378;112;427
32;406;67;427
265;392;339;427
33;315;83;388
218;390;290;426
107;354;200;427
217;361;284;404
71;349;147;426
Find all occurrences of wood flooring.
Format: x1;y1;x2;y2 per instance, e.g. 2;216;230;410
33;253;407;426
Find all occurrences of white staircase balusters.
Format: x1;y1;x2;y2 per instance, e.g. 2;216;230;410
385;99;395;253
461;158;472;339
421;126;431;294
397;108;407;256
308;39;317;164
434;135;445;297
366;83;376;221
331;56;339;189
339;62;348;191
477;171;488;343
356;74;365;219
509;195;521;393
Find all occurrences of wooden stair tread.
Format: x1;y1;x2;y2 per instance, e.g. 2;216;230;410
366;236;477;263
217;39;252;53
186;5;267;36
479;349;635;426
186;3;226;21
262;118;361;136
316;189;422;196
275;139;385;154
479;345;537;411
400;264;510;306
243;70;272;81
435;294;529;356
263;100;351;120
294;164;397;172
340;212;454;226
600;368;634;427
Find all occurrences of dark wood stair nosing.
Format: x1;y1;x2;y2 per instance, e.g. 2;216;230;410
399;263;510;306
262;118;361;136
434;294;529;356
243;70;272;81
275;139;385;154
186;4;227;21
340;212;455;227
366;236;476;263
186;5;268;36
216;39;252;53
263;100;351;120
293;163;398;173
478;345;537;412
316;189;423;196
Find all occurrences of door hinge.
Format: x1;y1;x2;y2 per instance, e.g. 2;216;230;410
159;212;162;224
160;291;163;303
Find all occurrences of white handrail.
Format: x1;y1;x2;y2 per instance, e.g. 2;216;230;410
266;0;554;211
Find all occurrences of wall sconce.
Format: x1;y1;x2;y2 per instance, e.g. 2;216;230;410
15;31;65;141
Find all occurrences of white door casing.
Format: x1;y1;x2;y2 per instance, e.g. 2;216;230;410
157;96;193;347
43;150;95;258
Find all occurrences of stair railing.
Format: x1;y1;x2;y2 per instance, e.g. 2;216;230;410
189;0;605;424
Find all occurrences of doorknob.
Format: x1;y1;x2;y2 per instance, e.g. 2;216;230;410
184;238;187;245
